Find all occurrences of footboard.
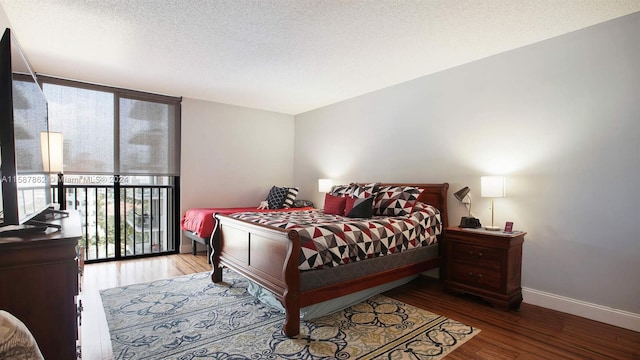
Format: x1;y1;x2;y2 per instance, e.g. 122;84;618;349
211;214;302;336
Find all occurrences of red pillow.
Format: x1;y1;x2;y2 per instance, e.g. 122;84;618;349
324;194;347;215
344;196;356;215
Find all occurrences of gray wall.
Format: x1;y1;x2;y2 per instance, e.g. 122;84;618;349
294;12;640;317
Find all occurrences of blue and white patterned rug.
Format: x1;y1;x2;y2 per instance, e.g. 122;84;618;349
100;270;479;359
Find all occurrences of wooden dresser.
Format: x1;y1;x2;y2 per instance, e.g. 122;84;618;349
0;210;82;359
444;226;526;310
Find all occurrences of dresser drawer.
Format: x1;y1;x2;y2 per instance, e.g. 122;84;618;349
451;243;501;270
451;263;501;291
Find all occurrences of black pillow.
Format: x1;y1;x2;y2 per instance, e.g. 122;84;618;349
266;186;289;209
345;196;374;218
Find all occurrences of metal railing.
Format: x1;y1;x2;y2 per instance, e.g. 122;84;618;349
53;181;178;262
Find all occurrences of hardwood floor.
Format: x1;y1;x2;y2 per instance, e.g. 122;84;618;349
80;253;640;360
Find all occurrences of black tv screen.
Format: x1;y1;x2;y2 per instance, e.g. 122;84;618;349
0;28;52;226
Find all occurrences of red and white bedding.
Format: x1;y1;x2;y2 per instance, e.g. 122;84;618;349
230;202;442;271
180;206;313;238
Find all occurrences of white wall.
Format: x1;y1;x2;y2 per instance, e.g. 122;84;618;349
181;98;295;208
294;12;640;326
180;98;295;249
0;4;11;31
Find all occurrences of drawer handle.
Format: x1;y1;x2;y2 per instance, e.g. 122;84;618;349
468;251;483;257
467;272;483;278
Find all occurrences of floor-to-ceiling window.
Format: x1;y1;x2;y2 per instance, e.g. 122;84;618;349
41;76;181;262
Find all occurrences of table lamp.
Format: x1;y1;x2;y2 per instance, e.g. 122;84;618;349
318;179;333;193
481;176;505;231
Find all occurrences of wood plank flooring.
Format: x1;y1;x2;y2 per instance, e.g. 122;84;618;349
80;253;640;359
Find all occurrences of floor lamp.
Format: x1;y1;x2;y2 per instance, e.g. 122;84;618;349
41;132;65;210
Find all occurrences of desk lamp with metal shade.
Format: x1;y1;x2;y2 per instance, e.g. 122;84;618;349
454;186;481;228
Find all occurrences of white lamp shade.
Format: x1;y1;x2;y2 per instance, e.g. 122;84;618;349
318;179;333;193
481;176;505;198
40;131;64;173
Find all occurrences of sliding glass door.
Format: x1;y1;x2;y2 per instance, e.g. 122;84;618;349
43;77;181;262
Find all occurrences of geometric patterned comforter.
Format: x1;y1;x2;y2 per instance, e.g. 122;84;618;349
230;202;442;271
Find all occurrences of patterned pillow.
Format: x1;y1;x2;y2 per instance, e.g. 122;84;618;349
349;182;379;199
329;184;354;197
265;186;289;209
282;187;299;208
373;185;424;216
323;194;347;215
292;199;314;208
345;196;374;218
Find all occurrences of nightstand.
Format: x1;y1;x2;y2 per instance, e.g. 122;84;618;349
444;226;526;310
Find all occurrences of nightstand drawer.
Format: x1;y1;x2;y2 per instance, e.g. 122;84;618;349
451;263;501;291
451;243;501;270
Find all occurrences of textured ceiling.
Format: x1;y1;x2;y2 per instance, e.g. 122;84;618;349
1;1;639;115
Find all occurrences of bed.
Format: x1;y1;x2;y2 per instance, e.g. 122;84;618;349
210;182;449;337
181;206;313;263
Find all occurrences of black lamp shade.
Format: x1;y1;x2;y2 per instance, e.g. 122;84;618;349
454;186;470;201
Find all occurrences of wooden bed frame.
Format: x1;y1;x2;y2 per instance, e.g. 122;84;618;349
210;183;449;337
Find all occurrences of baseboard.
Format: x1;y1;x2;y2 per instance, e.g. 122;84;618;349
179;243;207;254
523;287;640;332
178;243;191;254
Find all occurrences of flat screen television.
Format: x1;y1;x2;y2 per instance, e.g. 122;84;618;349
0;28;55;231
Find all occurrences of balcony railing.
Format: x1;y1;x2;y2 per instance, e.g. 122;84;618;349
53;178;179;262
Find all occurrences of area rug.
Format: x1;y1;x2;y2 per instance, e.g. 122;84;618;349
100;270;480;359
